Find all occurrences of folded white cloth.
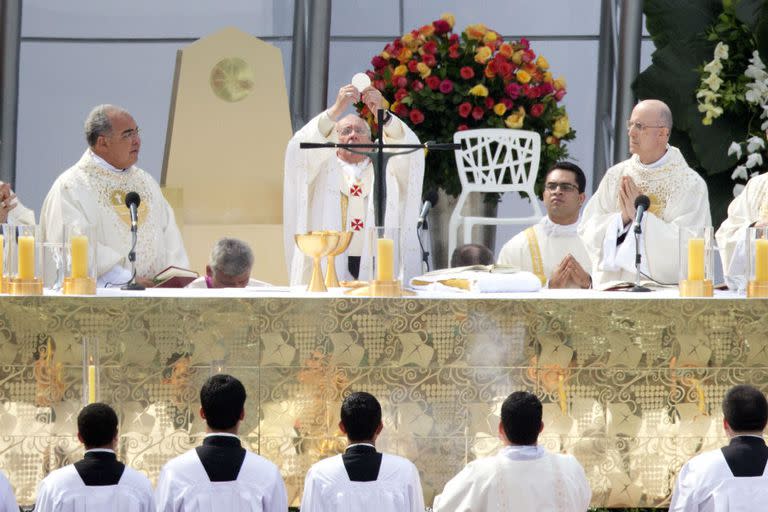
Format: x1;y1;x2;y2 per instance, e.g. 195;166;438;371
410;269;542;293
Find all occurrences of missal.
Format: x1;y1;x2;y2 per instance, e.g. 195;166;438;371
153;266;199;288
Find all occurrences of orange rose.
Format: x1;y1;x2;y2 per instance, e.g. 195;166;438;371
474;46;492;64
465;23;487;40
397;48;413;63
499;43;514;58
505;107;526;129
516;69;532;84
419;24;435;37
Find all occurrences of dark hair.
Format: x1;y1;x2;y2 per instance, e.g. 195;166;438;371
500;391;542;445
723;385;768;432
546;161;586;193
200;374;247;430
340;391;382;442
78;403;119;448
451;243;494;268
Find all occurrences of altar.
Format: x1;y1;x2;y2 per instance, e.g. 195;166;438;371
1;289;765;508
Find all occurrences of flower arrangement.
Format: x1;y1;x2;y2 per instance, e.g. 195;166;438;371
356;13;575;197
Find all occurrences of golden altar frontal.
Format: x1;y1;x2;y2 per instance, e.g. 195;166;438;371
1;293;766;507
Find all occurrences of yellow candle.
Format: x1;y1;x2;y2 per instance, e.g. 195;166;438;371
376;238;394;281
17;235;35;280
88;358;97;404
687;238;705;281
756;239;768;282
70;235;89;279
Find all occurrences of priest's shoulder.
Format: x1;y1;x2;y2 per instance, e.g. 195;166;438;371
119;466;153;494
243;450;282;475
682;446;727;472
307;453;345;480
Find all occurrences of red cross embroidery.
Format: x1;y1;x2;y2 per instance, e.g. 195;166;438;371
349;184;362;197
351;218;364;231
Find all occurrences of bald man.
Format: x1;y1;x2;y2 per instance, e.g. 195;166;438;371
284;84;424;285
579;100;711;286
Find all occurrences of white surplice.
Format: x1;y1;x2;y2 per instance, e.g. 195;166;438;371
283;112;424;285
155;448;287;512
715;173;768;282
5;192;35;226
0;471;17;512
300;453;424;512
578;146;711;286
40;150;188;284
34;464;154;512
497;216;591;287
433;445;591;512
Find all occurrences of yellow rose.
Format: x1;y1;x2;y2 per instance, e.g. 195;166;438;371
536;55;549;70
483;31;498;44
417;62;432;79
493;103;507;116
401;33;416;47
465;23;487;40
516;69;532;84
380;51;391;60
505;107;526;129
468;84;489;97
474;46;492;64
543;71;553;83
553;115;570;138
441;12;455;28
393;65;408;77
512;50;524;65
554;76;567;90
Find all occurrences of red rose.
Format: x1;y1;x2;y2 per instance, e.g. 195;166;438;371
425;76;441;90
505;83;521;99
471;106;484;120
371;56;388;69
484;97;495;109
407;59;419;73
555;89;567;101
395;88;409;101
527;85;542;99
496;60;512;78
541;82;554;95
530;103;545;117
501;98;514;109
521;84;532;97
423;41;438;54
460;66;475;80
411;80;424;92
522;49;535;63
395;76;407;88
422;53;437;67
433;19;451;34
449;44;461;59
409;108;425;124
519;37;530;49
374;79;386;90
449;33;459;43
394;103;409;117
458;102;472;118
439;79;454;94
457;124;469;131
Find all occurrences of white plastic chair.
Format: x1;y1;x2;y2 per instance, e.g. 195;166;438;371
448;128;542;260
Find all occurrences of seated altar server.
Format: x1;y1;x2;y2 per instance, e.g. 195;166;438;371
40;104;188;288
300;391;424;512
670;384;768;512
186;238;270;288
35;403;154;512
433;391;591;512
497;161;591;288
284;83;424;285
155;374;287;512
0;470;18;512
578;100;711;286
451;243;494;268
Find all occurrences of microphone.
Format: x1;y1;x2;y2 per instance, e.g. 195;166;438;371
417;189;439;229
632;194;651;234
125;191;140;232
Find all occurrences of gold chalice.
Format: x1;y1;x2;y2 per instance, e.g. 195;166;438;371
295;232;341;292
325;231;353;288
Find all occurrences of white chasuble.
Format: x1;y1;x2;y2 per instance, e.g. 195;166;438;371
40;150;189;283
300;453;424;512
284;112;424;285
578;146;711;286
497;216;591;287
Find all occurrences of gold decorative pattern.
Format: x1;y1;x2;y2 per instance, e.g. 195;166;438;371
209;58;255;103
0;296;766;507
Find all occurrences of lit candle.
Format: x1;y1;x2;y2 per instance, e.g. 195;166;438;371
687;238;705;281
376;238;394;281
88;356;97;404
17;235;35;280
70;235;89;279
756;239;768;282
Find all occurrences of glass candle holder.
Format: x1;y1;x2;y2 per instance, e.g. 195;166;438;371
63;224;97;295
0;224;10;293
678;225;714;297
9;224;43;295
747;226;768;297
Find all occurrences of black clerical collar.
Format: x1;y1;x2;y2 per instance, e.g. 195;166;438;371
83;449;117;460
730;435;766;446
346;443;377;454
203;434;241;448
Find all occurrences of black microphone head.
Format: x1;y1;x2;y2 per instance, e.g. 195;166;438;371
125;191;141;209
634;194;650;210
424;189;439;207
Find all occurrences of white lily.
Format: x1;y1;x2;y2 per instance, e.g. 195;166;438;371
704;59;723;75
728;142;743;159
714;42;729;60
733;183;746;197
731;165;748;181
747;136;766;153
746;152;763;169
703;73;723;91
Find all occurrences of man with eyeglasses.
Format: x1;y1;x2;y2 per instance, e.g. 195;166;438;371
498;162;592;288
284;83;424;285
40;104;188;287
579;99;711;286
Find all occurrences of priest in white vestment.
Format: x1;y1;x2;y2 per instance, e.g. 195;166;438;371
670;384;768;512
433;391;591;512
300;392;424;512
579;100;711;286
40;104;188;287
0;471;18;512
156;374;287;512
186;238;270;288
284;84;424;285
498;161;591;288
35;403;155;512
0;181;34;225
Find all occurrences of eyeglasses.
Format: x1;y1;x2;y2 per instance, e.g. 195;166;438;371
545;182;579;193
337;125;369;137
119;127;141;141
626;120;666;132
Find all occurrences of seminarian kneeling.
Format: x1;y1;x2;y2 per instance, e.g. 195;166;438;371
35;403;155;511
155;374;287;512
300;391;425;512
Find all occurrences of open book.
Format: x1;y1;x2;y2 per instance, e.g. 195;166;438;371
153;266;199;288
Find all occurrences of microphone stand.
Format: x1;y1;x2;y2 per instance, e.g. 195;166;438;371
121;224;145;291
417;218;431;272
629;223;651;292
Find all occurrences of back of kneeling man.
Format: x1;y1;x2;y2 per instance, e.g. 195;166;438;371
301;391;424;512
155;374;287;512
433;391;591;511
